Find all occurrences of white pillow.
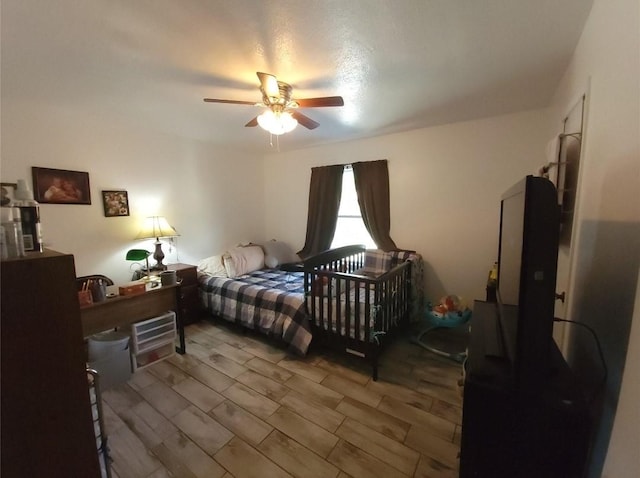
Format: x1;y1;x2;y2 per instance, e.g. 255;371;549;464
264;255;278;269
261;239;299;268
223;245;265;278
197;255;228;277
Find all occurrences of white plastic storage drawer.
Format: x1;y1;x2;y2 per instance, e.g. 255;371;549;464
130;311;176;369
132;341;175;370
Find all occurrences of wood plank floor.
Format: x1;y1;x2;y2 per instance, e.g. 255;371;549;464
102;320;466;478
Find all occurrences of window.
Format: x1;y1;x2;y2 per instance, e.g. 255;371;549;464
331;166;376;249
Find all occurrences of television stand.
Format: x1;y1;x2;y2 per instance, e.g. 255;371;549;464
459;301;591;478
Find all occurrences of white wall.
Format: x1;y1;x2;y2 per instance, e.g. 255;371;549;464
0;0;267;284
546;0;640;476
0;105;265;284
605;272;640;477
3;1;637;474
264;108;550;303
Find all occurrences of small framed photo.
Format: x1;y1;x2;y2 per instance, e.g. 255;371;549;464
32;167;91;205
102;190;130;217
1;182;17;207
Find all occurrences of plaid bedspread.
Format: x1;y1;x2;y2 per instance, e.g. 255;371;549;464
198;269;311;355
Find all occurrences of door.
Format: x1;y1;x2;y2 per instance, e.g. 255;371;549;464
552;94;586;347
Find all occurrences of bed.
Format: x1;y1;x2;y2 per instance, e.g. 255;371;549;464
198;244;422;379
198;268;312;355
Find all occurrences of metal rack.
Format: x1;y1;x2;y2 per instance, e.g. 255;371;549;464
87;369;112;478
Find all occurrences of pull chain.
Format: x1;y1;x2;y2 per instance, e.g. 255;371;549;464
268;133;281;152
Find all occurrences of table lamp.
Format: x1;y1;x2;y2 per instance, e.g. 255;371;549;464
135;216;179;270
126;249;152;281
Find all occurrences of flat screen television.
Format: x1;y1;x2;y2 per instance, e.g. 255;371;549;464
497;175;560;395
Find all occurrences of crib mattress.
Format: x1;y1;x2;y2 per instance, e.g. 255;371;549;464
308;287;385;341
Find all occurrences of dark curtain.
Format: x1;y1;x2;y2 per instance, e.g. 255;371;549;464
352;159;398;251
297;164;344;259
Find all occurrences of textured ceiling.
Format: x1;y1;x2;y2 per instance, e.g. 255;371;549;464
2;0;593;153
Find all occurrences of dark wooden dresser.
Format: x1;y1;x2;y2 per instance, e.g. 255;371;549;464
165;263;201;325
132;262;201;325
1;250;101;477
460;301;591;477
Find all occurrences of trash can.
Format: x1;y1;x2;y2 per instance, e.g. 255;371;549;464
87;331;132;389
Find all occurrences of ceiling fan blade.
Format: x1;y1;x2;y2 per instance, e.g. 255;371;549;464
257;72;280;99
291;111;320;130
296;96;344;108
203;98;256;105
245;117;258;127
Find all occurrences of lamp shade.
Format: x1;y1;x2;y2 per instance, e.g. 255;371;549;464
126;248;152;278
125;249;151;261
135;216;179;240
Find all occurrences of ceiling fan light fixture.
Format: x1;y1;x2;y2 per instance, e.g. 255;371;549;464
204;72;343;135
257;109;298;135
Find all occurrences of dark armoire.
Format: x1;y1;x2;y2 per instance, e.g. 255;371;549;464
1;250;101;477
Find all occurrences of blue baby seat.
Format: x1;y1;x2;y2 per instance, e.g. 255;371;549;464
411;303;472;362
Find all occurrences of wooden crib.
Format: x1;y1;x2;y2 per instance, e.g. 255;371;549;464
303;245;413;380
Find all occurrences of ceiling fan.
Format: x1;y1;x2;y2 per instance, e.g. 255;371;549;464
203;72;344;135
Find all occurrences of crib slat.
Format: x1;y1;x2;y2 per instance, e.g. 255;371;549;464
364;282;371;341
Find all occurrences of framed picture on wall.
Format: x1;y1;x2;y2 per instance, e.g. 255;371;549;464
1;182;17;207
32;167;91;205
102;190;130;217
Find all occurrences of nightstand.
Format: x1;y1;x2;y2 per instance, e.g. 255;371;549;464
165;263;201;325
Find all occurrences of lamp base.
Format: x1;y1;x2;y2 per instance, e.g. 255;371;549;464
152;240;166;270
